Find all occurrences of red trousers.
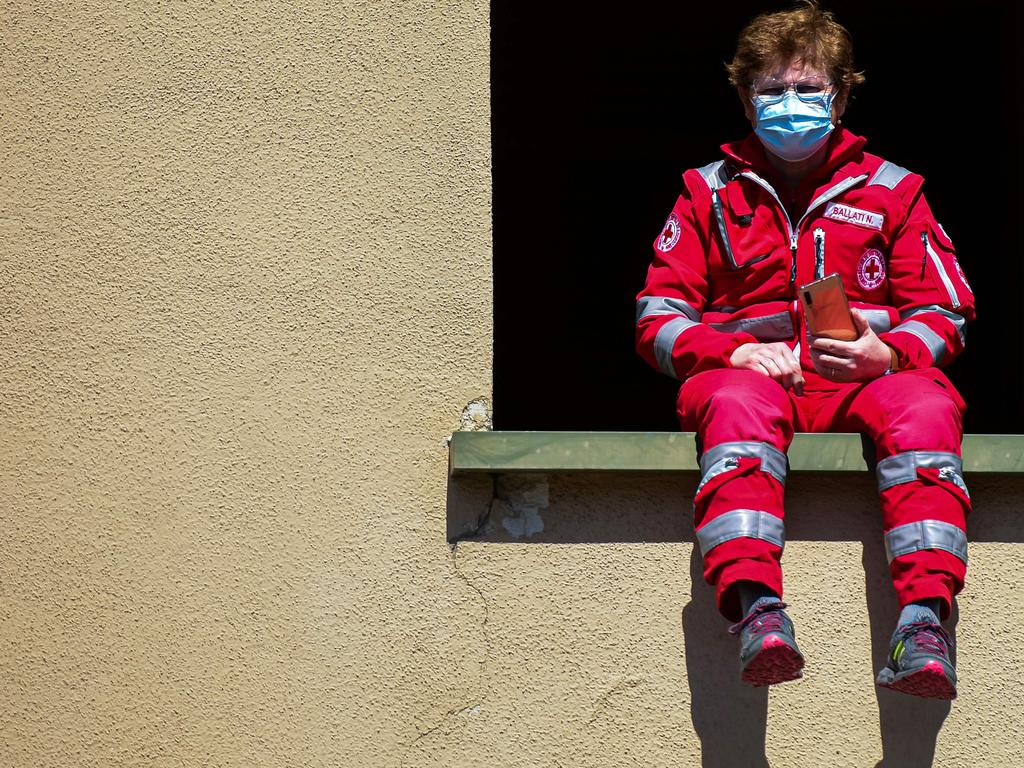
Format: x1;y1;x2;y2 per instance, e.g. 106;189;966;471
677;367;970;622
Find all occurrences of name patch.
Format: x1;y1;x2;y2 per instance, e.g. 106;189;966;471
824;202;884;231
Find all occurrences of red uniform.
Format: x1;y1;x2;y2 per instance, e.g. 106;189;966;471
635;126;975;621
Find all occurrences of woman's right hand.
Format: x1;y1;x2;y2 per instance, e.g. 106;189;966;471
729;342;805;395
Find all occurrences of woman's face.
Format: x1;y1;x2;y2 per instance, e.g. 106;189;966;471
739;56;848;129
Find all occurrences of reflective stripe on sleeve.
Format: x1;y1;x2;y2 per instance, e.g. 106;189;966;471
886;320;946;365
695;509;785;556
700;441;788;486
707;311;794;342
636;295;701;324
876;450;967;494
922;231;962;309
858;308;892;335
884;519;968;565
867;160;912;190
899;304;967;346
653;316;701;378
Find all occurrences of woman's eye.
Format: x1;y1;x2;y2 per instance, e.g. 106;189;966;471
797;84;826;94
759;87;785;97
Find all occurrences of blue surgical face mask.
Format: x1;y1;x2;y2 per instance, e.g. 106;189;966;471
753;90;835;162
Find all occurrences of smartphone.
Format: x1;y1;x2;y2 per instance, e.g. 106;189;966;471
799;273;857;341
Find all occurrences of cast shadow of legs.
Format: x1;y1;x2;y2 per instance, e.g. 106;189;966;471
863;539;955;768
682;547;770;768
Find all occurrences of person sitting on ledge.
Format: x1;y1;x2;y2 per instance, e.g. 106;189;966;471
635;0;974;699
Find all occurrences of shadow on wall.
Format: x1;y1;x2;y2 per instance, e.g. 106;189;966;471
445;469;1008;766
681;543;953;768
447;471;1024;546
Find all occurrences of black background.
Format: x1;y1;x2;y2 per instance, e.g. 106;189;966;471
493;1;1023;432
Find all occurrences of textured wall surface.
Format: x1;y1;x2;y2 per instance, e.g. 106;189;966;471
2;2;1022;767
1;2;490;766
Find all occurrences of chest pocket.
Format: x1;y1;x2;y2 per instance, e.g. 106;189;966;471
708;184;786;273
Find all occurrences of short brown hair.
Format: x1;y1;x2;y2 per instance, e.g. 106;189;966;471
725;1;865;92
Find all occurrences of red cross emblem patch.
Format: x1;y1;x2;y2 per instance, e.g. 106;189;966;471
954;258;973;294
857;249;886;290
657;213;681;252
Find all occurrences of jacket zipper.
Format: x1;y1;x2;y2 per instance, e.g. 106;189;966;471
738;172;868;289
920;231;961;308
789;233;798;285
813;227;825;280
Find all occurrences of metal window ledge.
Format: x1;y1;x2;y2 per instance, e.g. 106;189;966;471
449;432;1024;476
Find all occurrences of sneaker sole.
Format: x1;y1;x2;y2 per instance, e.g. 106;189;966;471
877;661;957;700
741;636;805;687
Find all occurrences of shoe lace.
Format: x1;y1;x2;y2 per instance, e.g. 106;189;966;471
899;620;953;657
728;601;788;636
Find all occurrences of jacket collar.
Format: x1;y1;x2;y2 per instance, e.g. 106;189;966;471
719;124;868;186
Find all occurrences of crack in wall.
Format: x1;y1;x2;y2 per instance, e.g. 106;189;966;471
398;542;492;768
447;474;497;546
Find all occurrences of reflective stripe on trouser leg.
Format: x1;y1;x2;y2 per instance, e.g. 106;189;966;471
676;369;796;619
884;519;968;565
820;371;969;618
696;441;788;498
876;450;971;616
695;509;785;556
876;450;968;495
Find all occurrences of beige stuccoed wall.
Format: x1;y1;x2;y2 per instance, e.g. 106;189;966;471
1;2;1022;767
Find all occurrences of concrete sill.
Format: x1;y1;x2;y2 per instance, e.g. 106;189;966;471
448;432;1024;476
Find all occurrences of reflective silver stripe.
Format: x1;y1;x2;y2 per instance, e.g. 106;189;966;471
710;188;742;270
886;320;946;365
700;441;788;485
859;309;892;334
636;295;701;323
707;311;794;342
922;231;962;309
654;316;700;378
867;160;912;190
876;450;964;491
696;160;728;191
694;456;739;498
695;509;785;556
884;519;968;565
899;304;966;346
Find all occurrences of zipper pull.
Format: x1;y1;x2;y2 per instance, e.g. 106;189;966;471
813;227;825;280
789;233;798;285
920;231;928;279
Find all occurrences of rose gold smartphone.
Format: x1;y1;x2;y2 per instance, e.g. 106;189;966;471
799;273;857;341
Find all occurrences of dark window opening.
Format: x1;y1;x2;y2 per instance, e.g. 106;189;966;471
493;1;1023;432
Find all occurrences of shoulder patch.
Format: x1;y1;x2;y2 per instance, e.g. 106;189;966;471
657;212;681;252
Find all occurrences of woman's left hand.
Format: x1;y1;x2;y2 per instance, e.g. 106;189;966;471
810;308;893;382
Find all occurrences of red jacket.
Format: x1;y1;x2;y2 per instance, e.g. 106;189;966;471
635;125;975;382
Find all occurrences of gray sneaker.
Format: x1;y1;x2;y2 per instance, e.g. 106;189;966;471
728;600;805;687
876;617;957;700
